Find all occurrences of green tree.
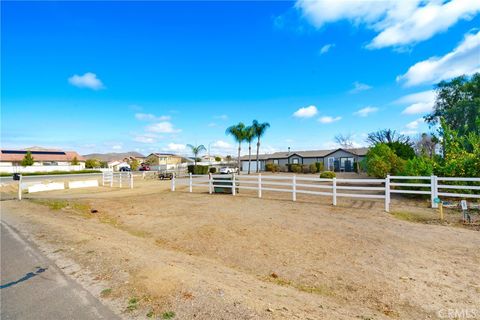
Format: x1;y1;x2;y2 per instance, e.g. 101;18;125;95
71;156;79;165
214;156;222;162
366;129;415;160
129;158;140;171
187;144;206;167
226;122;246;174
21;151;34;166
251;120;270;173
365;144;404;178
85;159;100;169
244;126;255;174
425;73;480;139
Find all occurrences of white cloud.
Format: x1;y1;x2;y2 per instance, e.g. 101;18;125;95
133;134;158;144
68;72;104;90
406;118;424;129
397;30;480;86
214;114;229;120
320;43;335;54
400;130;419;135
207;122;217;127
293;105;318;118
163;143;186;152
349;81;372;94
135;113;171;121
212;140;232;149
296;0;480;49
353;106;378;117
145;122;181;133
318;116;342;124
395;90;436;115
112;145;122;150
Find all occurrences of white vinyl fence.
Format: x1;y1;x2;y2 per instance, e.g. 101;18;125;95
172;174;480;212
102;172;133;188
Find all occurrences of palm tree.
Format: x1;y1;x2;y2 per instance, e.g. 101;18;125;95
226;122;246;174
244;126;255;174
252;120;270;173
187;144;206;167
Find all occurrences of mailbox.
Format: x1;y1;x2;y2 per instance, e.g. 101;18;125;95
13;173;21;181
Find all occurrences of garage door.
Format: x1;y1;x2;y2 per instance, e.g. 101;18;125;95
242;161;258;172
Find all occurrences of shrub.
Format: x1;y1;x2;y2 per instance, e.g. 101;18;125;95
214;156;222;162
188;165;209;174
315;162;324;172
290;164;302;173
266;163;280;172
401;156;435;176
209;167;217;174
320;171;336;179
365;143;405;178
21;151;34;166
302;165;310;174
309;163;318;174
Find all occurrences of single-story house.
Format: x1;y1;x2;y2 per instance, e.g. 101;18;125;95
108;160;130;171
240;147;369;172
0;147;86;173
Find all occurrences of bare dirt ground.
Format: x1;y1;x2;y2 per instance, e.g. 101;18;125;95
1;178;479;320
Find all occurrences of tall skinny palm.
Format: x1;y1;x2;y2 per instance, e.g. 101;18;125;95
187;144;206;167
252;120;270;173
244;126;255;174
226;122;246;174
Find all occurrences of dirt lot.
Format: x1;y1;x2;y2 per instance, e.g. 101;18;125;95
1;178;479;319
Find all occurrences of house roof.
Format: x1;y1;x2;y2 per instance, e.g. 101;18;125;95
240;148;369;160
0;149;85;162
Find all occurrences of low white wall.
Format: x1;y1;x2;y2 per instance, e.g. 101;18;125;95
0;165;86;174
68;180;99;189
28;182;65;193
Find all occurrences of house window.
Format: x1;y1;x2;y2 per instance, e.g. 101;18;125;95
292;158;299;164
273;159;279;165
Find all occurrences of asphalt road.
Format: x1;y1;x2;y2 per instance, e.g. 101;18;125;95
0;218;119;320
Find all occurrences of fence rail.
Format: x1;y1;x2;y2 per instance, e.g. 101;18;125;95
172;173;480;212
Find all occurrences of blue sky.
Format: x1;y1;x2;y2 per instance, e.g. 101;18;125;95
2;1;480;156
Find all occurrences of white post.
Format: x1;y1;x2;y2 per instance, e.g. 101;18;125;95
258;173;262;198
232;173;236;196
171;173;176;192
102;172;105;186
110;172;113;188
292;175;297;201
332;177;337;206
431;175;438;208
18;175;22;201
130;173;133;189
385;175;390;213
142;171;146;179
189;172;193;193
209;173;213;194
119;173;122;188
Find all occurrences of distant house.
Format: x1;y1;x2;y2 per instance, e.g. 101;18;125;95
0;147;85;173
240;148;369;172
145;153;192;170
108;160;130;171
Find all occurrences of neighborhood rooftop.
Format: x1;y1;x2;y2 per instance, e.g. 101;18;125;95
0;148;85;162
240;147;369;160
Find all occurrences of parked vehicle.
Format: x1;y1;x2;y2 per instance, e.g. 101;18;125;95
119;167;131;172
219;167;237;174
158;172;174;180
139;164;150;171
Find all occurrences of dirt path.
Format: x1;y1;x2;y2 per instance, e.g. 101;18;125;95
1;185;479;319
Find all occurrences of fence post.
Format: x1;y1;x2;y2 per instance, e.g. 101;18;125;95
385;175;390;213
209;173;213;194
332;177;337;206
232;173;236;196
102;172;105;186
119;173;122;188
189;173;193;193
130;173;133;189
292;175;297;201
258;173;262;198
110;172;113;188
171;173;176;192
431;175;438;208
18;175;22;201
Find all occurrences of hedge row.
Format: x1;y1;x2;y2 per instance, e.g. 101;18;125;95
187;165;209;175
